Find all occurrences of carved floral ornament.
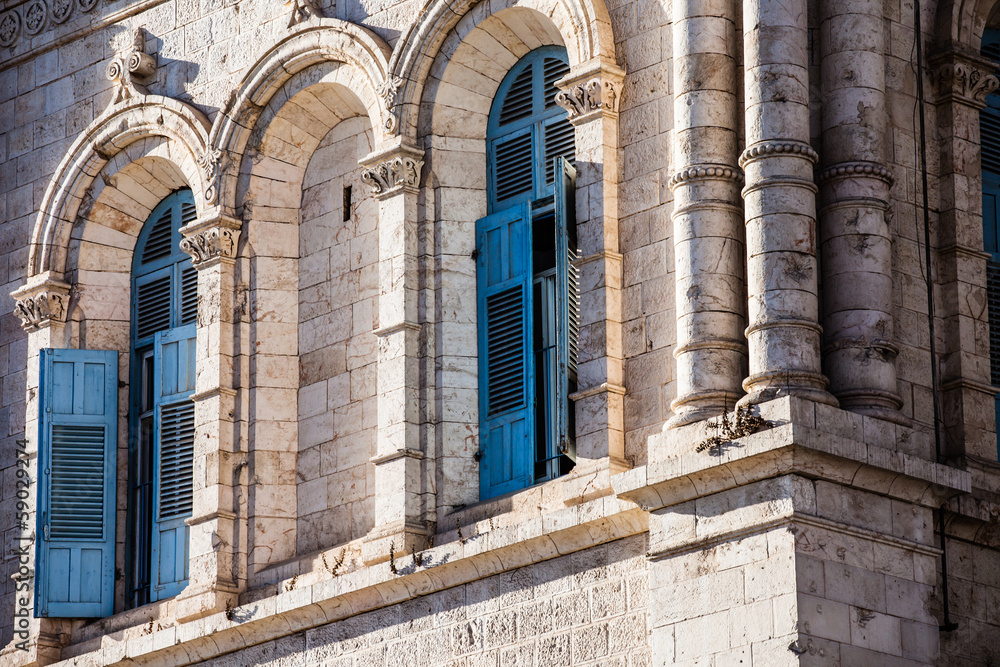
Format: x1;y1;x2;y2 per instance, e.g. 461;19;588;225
179;219;241;267
361;156;424;195
554;78;622;120
934;60;1000;107
0;0;100;48
107;27;157;105
11;282;71;331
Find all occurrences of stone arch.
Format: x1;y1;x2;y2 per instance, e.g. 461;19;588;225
27;96;211;282
226;56;382;566
389;0;616;140
210;20;393;216
936;0;999;49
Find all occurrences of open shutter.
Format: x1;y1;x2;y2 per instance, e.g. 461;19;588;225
478;203;535;499
150;323;196;600
36;349;118;618
554;157;579;462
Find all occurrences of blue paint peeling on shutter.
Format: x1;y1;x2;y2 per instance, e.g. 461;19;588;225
36;348;118;618
478;203;535;499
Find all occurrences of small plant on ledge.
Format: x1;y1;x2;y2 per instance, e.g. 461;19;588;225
696;405;770;454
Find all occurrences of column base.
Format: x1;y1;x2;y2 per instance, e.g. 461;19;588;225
739;371;838;409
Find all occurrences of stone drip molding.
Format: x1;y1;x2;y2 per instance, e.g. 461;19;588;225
106;27;156;106
739;141;819;167
361;155;423;196
668;165;744;190
816;160;894;186
179;214;241;267
933;58;1000;108
10;278;71;331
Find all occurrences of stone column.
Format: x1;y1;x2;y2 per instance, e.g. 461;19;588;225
10;275;73;664
175;211;245;620
554;61;629;499
931;51;1000;458
666;0;748;427
817;0;904;424
359;140;429;562
739;0;836;407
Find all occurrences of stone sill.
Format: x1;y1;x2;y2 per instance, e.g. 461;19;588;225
51;491;647;666
612;396;971;513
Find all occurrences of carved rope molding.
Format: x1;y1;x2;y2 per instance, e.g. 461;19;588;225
739;141;820;168
934;60;1000;108
668;165;744;190
11;281;71;331
816;161;894;186
361;156;424;195
179;216;241;267
554;78;622;120
106;27;156;106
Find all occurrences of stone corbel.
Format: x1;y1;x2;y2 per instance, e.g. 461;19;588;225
554;60;625;124
931;49;999;109
179;212;242;268
106;27;156;106
10;277;71;332
359;141;424;198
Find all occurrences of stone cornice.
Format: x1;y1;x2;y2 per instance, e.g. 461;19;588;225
179;212;242;268
10;275;71;331
614;396;971;513
930;49;999;109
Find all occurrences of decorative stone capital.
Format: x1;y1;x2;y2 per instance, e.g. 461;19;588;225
360;141;424;197
554;61;625;123
106;27;156;106
931;50;999;109
179;213;242;268
11;278;71;332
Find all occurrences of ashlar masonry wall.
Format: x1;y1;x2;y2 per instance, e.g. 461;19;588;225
297;115;379;555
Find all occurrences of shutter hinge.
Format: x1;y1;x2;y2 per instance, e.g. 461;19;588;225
474;449;484;462
471;248;479;261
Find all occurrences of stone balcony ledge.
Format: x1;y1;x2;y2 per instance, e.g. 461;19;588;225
612;396;972;514
41;492;647;666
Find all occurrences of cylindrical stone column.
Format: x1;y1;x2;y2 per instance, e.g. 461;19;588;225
667;0;748;427
739;0;837;407
817;0;905;423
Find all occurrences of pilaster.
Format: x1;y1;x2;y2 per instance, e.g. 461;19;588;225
359;140;430;561
665;0;747;428
555;60;630;501
174;210;245;621
930;48;1000;459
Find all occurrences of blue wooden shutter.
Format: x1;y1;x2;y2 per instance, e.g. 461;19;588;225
36;349;118;618
983;28;1000;457
554;157;579;462
150;323;196;599
478;203;535;499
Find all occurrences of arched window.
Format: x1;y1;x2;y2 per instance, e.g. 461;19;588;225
127;189;198;606
983;29;1000;458
477;46;578;499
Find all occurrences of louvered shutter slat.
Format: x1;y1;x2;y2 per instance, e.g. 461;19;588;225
554;157;579;463
477;203;536;499
36;349;118;618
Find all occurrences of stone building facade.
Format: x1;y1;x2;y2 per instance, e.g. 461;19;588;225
0;0;999;662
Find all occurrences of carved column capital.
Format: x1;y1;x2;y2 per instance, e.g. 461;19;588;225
554;61;625;124
106;27;156;106
931;50;999;109
179;213;242;268
11;277;71;332
359;141;424;198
